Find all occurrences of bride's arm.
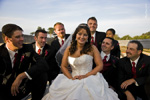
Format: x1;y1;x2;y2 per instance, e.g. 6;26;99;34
61;46;73;79
85;45;103;77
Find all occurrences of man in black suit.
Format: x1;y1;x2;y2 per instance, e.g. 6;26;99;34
32;29;58;85
100;37;119;90
0;24;48;100
87;17;106;52
50;22;69;74
118;40;150;100
106;28;121;58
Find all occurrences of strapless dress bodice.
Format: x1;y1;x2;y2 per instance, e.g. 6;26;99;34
68;54;93;77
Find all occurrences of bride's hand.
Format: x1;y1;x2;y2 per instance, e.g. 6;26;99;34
78;75;87;80
72;76;79;80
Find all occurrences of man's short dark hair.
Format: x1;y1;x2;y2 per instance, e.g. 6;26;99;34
2;24;23;38
35;29;47;37
87;17;97;23
129;40;143;52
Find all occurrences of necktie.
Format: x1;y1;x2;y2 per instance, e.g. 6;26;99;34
103;55;107;63
91;36;94;44
38;49;41;55
132;62;136;78
13;53;18;66
61;39;64;47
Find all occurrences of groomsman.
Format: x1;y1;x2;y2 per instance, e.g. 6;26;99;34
106;28;121;58
32;29;58;84
100;37;119;90
50;22;69;74
87;17;106;52
0;24;48;100
118;40;150;100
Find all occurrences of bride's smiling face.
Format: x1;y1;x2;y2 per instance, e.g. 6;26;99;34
76;29;88;45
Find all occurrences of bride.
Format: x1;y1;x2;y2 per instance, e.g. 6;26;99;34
42;23;119;100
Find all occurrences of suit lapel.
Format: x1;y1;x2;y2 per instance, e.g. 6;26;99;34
42;45;48;57
32;43;36;51
13;48;24;71
0;44;12;70
126;58;133;74
136;55;144;74
95;32;99;43
56;38;61;50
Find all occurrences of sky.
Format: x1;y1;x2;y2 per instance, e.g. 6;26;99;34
0;0;150;37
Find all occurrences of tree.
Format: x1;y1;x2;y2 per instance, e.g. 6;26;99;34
48;27;54;37
133;35;140;40
30;26;46;36
114;34;120;40
120;35;132;40
30;32;35;36
37;26;42;30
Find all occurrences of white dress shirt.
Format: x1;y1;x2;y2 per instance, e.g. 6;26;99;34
91;32;96;43
101;51;110;61
35;45;44;55
58;37;65;46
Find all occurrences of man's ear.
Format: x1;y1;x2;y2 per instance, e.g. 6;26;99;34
5;36;10;43
111;45;114;50
54;31;57;35
138;50;142;55
34;36;37;41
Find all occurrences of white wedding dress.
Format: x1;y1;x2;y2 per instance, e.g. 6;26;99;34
42;54;119;100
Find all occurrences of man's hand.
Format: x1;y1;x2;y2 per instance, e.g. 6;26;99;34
121;78;136;89
11;72;27;96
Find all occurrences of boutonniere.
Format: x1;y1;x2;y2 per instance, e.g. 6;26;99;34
44;50;48;58
45;50;48;56
112;60;115;63
19;52;31;69
139;64;145;71
19;54;25;69
20;55;25;62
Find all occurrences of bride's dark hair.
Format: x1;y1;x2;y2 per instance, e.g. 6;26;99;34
69;23;92;55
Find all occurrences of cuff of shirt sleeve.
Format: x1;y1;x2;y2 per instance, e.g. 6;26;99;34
135;82;139;86
25;72;32;80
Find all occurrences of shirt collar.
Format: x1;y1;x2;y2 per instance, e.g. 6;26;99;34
130;56;140;67
35;44;44;54
58;37;65;44
5;44;18;59
101;51;110;61
91;32;96;39
91;32;96;42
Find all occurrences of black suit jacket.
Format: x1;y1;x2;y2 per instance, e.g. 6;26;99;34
118;54;150;91
31;42;58;82
92;31;106;69
111;40;121;58
49;34;70;78
102;55;119;89
0;43;48;90
95;31;106;52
